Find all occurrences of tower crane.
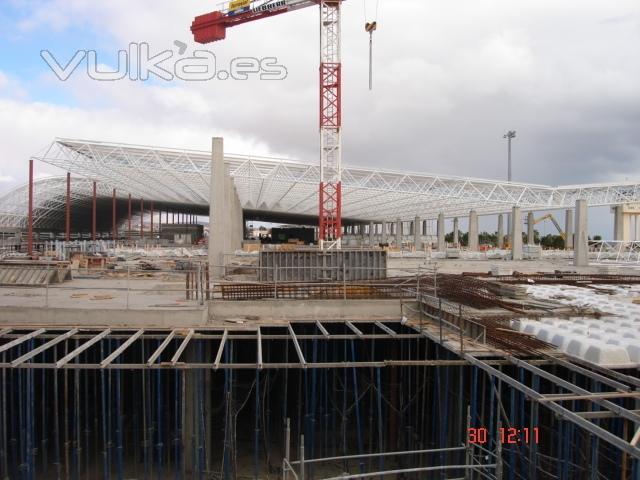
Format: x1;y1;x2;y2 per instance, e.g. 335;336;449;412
191;0;345;247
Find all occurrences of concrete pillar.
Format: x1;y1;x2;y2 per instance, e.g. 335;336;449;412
414;216;421;250
574;199;588;266
381;221;388;244
468;210;479;251
396;218;402;249
497;214;504;249
453;218;459;245
422;220;427;236
437;213;445;251
369;221;375;246
527;211;535;245
636;215;640;241
613;206;624;241
511;206;523;260
612;205;635;242
565;209;574;250
209;137;225;277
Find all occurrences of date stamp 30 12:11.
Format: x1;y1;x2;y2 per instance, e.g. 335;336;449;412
468;427;539;445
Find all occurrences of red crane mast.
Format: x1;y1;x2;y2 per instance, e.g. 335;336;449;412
191;0;344;246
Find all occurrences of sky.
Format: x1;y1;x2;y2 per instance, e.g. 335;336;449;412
0;0;638;236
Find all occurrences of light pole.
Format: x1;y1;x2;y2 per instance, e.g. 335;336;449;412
503;130;516;182
503;130;516;247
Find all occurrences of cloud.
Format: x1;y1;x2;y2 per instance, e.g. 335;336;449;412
1;0;638;194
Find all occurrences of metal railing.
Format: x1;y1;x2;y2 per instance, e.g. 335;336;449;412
282;412;502;480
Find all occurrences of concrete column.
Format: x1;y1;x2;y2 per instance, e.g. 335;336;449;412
527;211;535;245
414;216;421;250
227;167;244;251
636;215;640;241
497;214;504;249
396;218;402;248
574;199;589;266
453;218;459;245
381;221;388;244
437;213;445;251
468;210;479;251
565;209;574;250
209;137;225;277
613;206;624;241
511;206;523;260
369;221;375;246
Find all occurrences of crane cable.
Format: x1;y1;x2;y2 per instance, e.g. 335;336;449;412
364;0;380;90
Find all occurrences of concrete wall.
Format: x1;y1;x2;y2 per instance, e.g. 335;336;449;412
1;307;207;327
209;299;403;322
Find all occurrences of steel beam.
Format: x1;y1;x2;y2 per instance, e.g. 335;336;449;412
214;329;228;370
316;321;329;338
100;329;144;368
147;329;177;365
374;322;397;337
346;321;364;338
288;324;306;367
56;329;111;368
170;329;194;365
11;329;78;367
0;329;45;354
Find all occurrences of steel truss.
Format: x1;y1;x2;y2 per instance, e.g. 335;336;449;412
3;138;640;228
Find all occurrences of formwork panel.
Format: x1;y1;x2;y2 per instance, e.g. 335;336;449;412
258;249;387;282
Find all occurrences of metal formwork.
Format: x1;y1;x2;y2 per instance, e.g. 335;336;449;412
258;249;387;282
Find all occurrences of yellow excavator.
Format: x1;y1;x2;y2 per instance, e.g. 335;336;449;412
527;213;566;240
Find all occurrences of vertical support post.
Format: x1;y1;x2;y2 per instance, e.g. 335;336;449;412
66;172;71;242
414;216;422;251
574;199;589;267
140;198;144;240
497;214;504;249
150;201;154;238
28;159;34;256
299;434;305;480
437;213;445;251
210;137;226;278
369;221;375;246
128;194;132;243
381;221;387;245
527;211;535;245
468;210;479;251
92;181;97;242
112;188;117;242
283;418;291;480
453;217;459;246
511;207;523;260
565;209;574;250
395;218;402;250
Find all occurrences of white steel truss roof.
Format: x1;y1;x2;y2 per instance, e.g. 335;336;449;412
1;137;640;229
